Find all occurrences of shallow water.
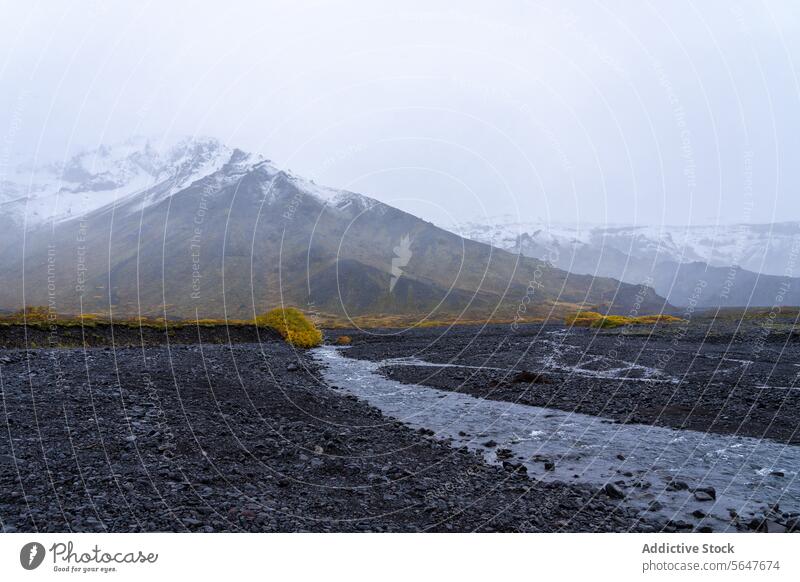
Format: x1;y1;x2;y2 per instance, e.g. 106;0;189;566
313;346;800;531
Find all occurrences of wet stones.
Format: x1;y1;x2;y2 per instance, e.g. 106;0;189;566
604;483;625;499
665;479;689;492
502;461;527;474
693;486;716;501
667;519;693;531
646;501;663;512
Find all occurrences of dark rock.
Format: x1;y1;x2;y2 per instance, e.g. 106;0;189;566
694;486;716;500
604;483;625;499
694;490;714;502
502;461;527;474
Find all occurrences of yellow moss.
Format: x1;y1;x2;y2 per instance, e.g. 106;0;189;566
565;311;603;326
630;314;685;325
335;335;352;345
565;311;685;329
255;307;323;348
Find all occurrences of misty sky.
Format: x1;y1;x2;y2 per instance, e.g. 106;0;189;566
1;0;799;227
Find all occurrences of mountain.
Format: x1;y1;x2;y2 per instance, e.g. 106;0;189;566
0;140;672;321
0;137;234;266
0;136;234;226
452;217;800;308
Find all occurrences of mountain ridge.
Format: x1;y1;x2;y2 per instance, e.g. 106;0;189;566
0;138;672;322
452;216;800;308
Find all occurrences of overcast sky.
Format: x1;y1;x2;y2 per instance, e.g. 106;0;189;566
1;0;799;227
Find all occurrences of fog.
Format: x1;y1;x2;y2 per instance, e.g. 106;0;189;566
2;0;799;226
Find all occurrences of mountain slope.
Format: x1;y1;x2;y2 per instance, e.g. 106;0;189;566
454;217;800;308
0;136;235;226
454;217;800;277
0;141;672;321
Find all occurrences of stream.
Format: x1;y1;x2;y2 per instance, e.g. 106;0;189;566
312;346;800;531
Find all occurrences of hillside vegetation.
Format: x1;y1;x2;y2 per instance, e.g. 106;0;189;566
255;307;323;348
565;311;684;329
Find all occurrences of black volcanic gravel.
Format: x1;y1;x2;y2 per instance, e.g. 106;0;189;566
0;338;655;533
338;319;800;444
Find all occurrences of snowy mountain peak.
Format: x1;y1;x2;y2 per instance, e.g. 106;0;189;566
0;135;390;229
450;215;800;278
0;136;238;225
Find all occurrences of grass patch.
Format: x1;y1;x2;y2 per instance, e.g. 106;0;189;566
565;311;685;329
255;307;323;348
0;307;259;330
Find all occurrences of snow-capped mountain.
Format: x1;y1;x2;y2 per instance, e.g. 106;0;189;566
0;140;668;319
0;136;386;229
0;136;238;225
451;216;800;278
450;215;800;307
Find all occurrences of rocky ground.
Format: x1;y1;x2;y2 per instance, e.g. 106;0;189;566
340;318;800;444
0;322;270;349
0;334;655;533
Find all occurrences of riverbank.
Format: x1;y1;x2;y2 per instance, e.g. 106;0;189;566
315;345;799;533
0;341;650;532
339;321;800;444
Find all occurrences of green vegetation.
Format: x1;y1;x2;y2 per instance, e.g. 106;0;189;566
565;311;685;329
255;307;323;348
2;305;685;337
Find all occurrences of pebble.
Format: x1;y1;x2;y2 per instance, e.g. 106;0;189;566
604;483;625;499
